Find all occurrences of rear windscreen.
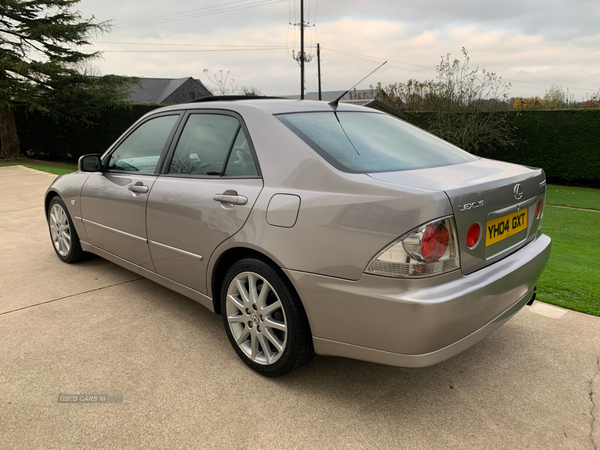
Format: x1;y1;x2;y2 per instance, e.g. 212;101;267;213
278;112;477;173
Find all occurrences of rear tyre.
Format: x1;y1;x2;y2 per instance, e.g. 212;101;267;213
220;257;314;377
47;196;86;263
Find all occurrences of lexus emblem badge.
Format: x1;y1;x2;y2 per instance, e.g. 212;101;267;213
514;183;524;201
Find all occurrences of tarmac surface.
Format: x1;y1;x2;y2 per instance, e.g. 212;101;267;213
1;165;599;450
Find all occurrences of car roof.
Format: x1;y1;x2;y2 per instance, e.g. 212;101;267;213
153;99;378;116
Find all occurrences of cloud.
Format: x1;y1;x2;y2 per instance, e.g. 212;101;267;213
78;0;600;98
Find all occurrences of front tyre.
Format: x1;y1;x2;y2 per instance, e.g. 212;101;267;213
47;196;86;263
221;258;314;377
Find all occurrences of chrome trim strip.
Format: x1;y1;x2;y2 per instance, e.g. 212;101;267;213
149;240;204;261
82;219;147;243
487;196;537;219
74;216;83;221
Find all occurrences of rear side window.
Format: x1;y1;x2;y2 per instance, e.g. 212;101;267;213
168;114;258;177
278;112;477;173
108;115;178;173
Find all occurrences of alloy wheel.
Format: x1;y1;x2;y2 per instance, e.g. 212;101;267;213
225;271;288;365
49;203;72;257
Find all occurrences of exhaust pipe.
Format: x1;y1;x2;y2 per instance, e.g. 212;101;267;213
527;285;537;306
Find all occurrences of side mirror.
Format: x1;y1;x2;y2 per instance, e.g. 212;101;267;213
78;154;103;172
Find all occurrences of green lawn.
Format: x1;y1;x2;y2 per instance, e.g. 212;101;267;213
536;186;600;316
0;162;76;176
545;184;600;211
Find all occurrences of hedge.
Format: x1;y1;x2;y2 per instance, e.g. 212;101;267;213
16;104;162;161
11;103;600;186
399;109;600;186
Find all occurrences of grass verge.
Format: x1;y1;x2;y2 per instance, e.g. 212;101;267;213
0;162;76;176
536;186;600;316
546;184;600;211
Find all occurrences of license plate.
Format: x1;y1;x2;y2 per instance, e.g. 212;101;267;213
486;209;527;246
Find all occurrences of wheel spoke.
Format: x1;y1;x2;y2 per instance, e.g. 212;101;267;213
261;299;281;316
248;273;258;302
264;329;284;353
256;283;271;308
235;279;250;304
227;294;244;313
235;327;250;345
250;333;258;359
63;232;71;243
227;313;246;324
258;334;272;364
265;317;286;332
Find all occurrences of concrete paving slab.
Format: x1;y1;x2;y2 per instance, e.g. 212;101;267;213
1;165;599;450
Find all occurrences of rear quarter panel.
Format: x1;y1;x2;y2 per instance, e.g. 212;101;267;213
207;108;453;295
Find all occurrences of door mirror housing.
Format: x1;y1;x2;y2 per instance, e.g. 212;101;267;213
78;154;103;172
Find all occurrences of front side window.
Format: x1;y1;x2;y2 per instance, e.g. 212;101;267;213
108;115;178;173
278;112;477;173
169;114;258;177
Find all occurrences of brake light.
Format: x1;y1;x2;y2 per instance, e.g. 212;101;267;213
536;200;542;219
421;224;439;260
466;223;480;248
365;216;460;278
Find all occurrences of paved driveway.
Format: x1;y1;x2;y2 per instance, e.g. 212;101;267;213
1;165;599;450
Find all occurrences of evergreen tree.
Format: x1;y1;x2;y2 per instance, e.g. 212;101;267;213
0;0;137;159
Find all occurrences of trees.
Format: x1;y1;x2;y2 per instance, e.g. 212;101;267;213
0;0;137;159
203;69;262;96
356;48;516;154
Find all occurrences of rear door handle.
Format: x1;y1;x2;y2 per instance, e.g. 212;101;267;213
213;190;248;206
128;183;149;194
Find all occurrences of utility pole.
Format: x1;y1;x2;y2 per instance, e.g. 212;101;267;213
300;0;304;99
291;0;312;98
317;43;322;100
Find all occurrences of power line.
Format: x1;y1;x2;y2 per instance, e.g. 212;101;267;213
118;0;287;30
97;48;288;53
322;47;599;92
95;41;287;48
118;0;248;26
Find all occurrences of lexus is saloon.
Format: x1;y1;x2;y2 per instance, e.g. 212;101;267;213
45;98;551;376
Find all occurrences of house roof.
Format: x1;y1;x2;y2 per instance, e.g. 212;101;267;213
128;77;211;104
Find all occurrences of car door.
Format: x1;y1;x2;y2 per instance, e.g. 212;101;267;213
80;113;182;269
146;111;263;294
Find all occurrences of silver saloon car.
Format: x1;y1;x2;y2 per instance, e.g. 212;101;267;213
45;98;551;377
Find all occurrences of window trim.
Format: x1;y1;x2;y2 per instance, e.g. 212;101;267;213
161;109;262;180
101;111;184;176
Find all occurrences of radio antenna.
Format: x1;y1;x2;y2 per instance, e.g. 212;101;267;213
329;60;388;109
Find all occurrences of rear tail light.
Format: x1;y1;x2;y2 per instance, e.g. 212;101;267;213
466;223;481;248
536;200;542;219
365;216;460;278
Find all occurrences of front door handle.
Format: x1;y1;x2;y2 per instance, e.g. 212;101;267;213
128;183;149;194
213;190;248;206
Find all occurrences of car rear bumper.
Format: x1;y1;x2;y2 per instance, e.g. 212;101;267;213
284;233;551;367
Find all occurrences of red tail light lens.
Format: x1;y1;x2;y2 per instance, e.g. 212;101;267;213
466;223;480;248
421;224;440;260
436;224;450;259
536;200;542;219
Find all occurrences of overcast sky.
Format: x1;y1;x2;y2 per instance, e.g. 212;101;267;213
77;0;600;99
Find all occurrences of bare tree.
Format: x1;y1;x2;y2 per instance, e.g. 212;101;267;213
364;48;515;154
